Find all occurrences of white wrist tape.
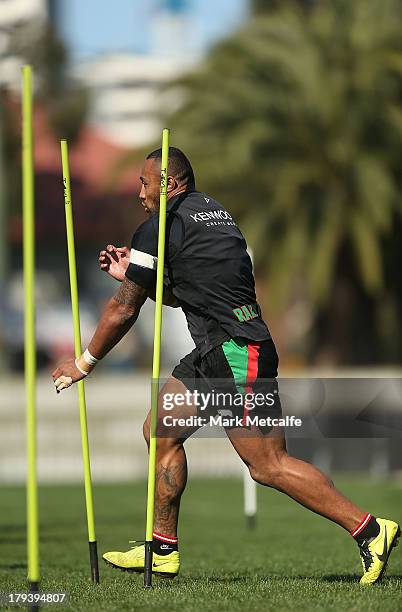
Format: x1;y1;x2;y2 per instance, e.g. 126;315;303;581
75;359;89;377
75;349;99;377
83;349;99;367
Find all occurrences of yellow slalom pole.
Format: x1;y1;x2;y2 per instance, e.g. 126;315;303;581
22;65;40;601
144;128;170;588
60;139;99;583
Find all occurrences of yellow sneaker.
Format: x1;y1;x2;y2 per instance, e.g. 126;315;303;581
103;542;180;578
359;518;400;584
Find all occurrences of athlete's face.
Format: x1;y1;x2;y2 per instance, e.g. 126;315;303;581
139;159;161;215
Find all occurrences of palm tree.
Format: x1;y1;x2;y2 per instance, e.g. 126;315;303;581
166;0;402;363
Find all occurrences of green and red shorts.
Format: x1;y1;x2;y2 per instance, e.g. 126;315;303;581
172;337;281;428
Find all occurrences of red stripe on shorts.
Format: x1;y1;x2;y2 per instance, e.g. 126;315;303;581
242;342;260;425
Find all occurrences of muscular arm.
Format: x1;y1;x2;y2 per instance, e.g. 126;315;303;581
88;277;147;359
52;277;147;392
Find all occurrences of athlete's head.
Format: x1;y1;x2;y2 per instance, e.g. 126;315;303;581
139;146;195;214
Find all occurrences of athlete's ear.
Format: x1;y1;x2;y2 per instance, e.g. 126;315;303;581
167;175;177;193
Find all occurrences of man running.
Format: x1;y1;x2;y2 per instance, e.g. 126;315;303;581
52;147;399;584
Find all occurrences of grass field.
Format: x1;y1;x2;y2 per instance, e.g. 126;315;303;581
1;477;401;611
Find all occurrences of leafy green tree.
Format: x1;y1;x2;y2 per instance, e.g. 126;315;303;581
167;0;402;363
1;21;88;220
252;0;315;13
0;21;89;371
8;21;88;143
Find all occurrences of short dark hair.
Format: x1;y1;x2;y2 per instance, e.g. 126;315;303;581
147;146;195;188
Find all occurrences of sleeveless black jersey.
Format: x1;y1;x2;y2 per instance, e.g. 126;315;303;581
126;191;271;356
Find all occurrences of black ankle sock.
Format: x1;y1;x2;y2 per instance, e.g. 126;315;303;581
152;532;178;556
353;515;380;545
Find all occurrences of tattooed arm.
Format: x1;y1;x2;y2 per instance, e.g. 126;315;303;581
52;277;147;390
87;277;147;359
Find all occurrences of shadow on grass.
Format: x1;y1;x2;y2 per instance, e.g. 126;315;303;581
177;574;292;585
322;573;402;584
179;573;370;585
321;574;360;583
1;534;67;544
0;563;27;570
0;525;25;533
0;537;26;543
382;574;402;581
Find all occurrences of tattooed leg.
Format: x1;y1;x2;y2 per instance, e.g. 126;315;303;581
154;448;188;536
143;376;200;537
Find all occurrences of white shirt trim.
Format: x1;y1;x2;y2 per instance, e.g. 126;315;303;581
130;248;157;270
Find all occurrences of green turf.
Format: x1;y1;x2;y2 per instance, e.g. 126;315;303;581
0;477;401;611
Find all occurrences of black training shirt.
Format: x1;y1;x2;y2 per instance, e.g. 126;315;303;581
126;191;270;356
